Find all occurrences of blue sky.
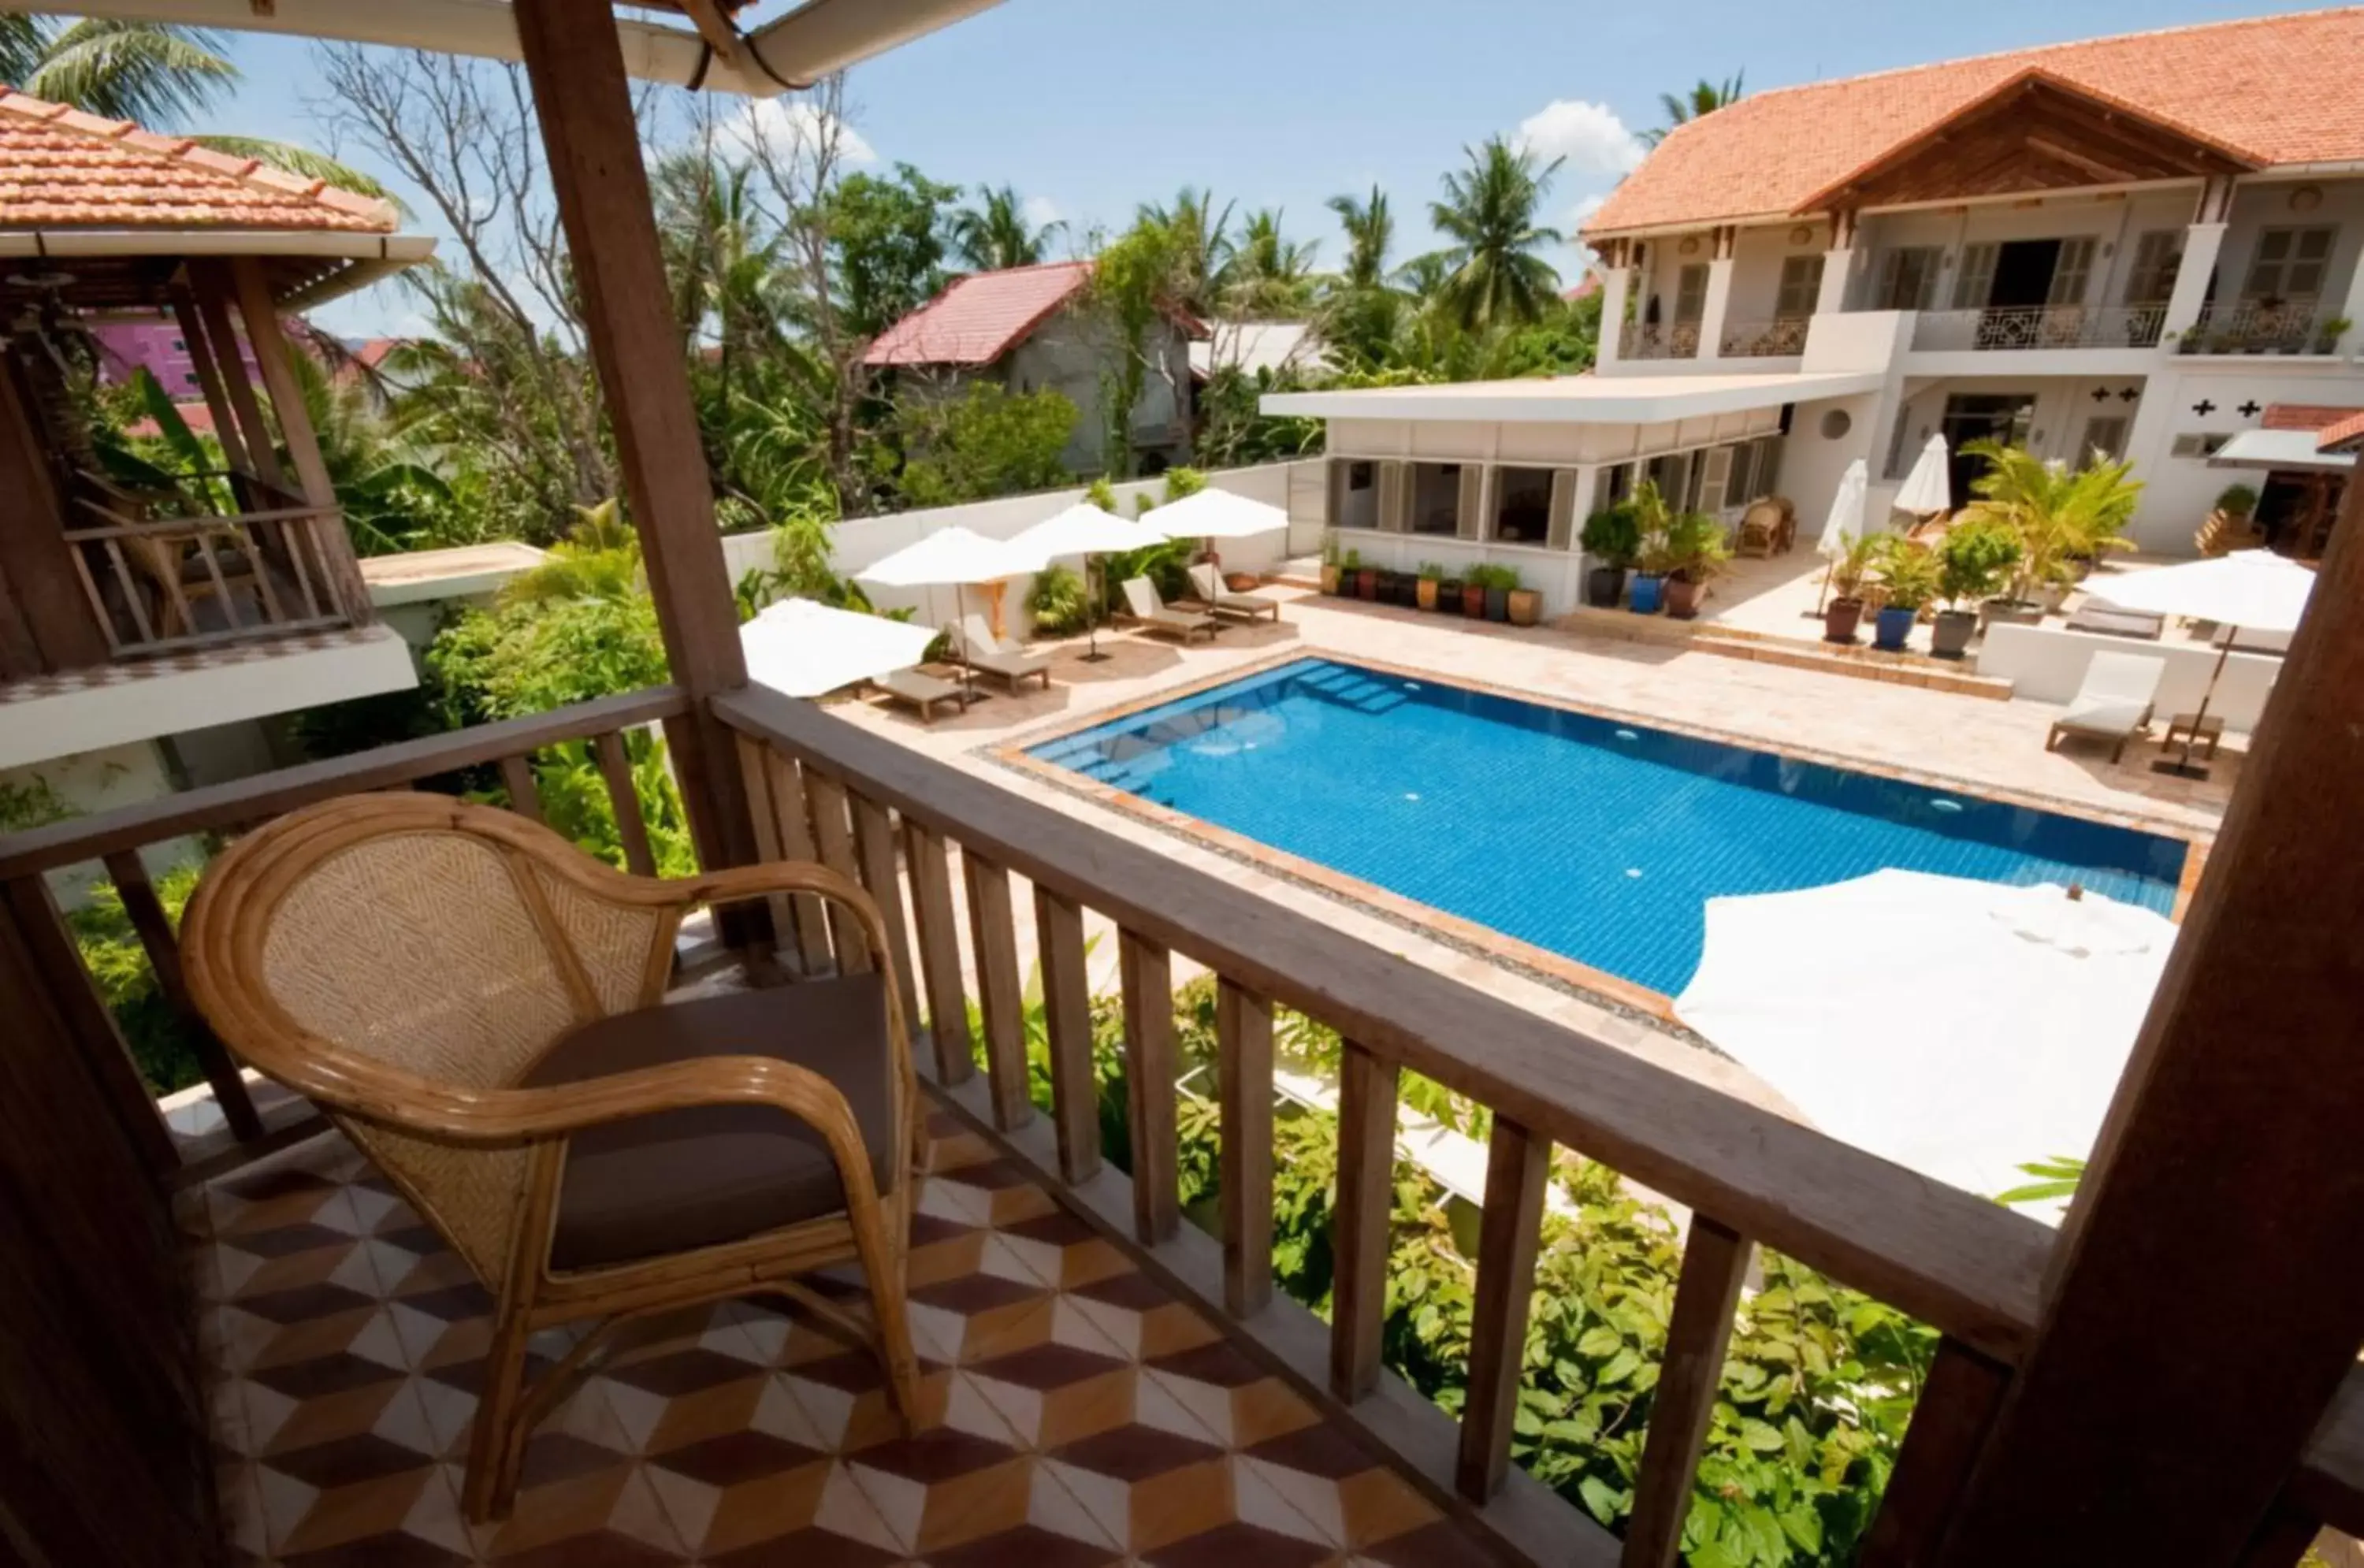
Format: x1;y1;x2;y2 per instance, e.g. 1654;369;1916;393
205;0;2299;336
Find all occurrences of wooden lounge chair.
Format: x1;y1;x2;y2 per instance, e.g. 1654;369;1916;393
1187;563;1281;623
1735;498;1795;558
1120;576;1218;642
953;614;1054;691
2046;651;2166;763
180;795;922;1523
869;666;969;722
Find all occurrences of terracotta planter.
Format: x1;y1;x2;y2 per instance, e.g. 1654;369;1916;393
1507;588;1541;626
1461;583;1487;617
1931;608;1977;660
1319;564;1341;595
1824;596;1865;645
1415;578;1439;611
1356;569;1379;600
1663;576;1703;620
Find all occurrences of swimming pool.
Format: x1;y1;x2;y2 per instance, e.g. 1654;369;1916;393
1027;657;2188;996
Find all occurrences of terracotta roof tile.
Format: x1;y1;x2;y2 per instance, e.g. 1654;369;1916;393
0;86;395;235
2262;403;2364;433
864;261;1095;368
2318;411;2364;453
1587;8;2364;236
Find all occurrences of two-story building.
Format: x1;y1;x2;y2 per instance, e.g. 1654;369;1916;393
1266;9;2364;611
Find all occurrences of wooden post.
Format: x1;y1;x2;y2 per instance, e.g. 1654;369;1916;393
902;820;973;1082
1619;1216;1752;1562
1458;1117;1550;1502
961;851;1031;1131
512;0;759;885
0;351;110;671
1216;980;1274;1319
167;288;257;509
1117;931;1179;1243
1935;474;2364;1564
1034;886;1101;1185
226;258;374;625
1330;1042;1399;1402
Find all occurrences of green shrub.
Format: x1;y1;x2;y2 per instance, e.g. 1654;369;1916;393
1935;515;2023;609
69;861;209;1096
1027;562;1095;636
1582;501;1643;567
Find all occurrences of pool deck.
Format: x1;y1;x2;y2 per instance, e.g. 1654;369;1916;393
820;586;2236;1131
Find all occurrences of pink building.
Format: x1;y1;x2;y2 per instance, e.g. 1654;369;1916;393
92;313;262;395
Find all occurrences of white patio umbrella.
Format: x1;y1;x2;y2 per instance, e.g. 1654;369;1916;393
1144;487;1288;568
1675;870;2177;1213
1892;433;1952;518
856;526;1047;704
2087;552;2316;778
1812;459;1870;615
739;596;935;698
1009;502;1169;663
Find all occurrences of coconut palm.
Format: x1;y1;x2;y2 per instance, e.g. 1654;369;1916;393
1641;72;1745;147
950;185;1062;272
1137;186;1235;317
1225;208;1318;318
1416;136;1565;333
1326;185;1394;291
1956;439;2142;602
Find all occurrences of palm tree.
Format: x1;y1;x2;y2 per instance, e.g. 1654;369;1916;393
1957;438;2141;602
1137;186;1235;317
1225;209;1318;318
1417;137;1565;333
1642;72;1745;147
1326;185;1393;291
950;185;1062;272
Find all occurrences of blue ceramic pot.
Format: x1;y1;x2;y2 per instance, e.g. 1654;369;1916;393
1630;574;1664;614
1875;604;1917;651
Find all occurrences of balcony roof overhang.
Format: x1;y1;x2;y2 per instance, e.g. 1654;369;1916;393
0;232;438;311
7;0;1005;98
2209;429;2358;475
1794;69;2262;216
1259;370;1884;425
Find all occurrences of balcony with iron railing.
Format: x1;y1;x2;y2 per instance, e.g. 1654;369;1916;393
1908;303;2169;353
1619;320;1701;361
1717;315;1812;359
2179;296;2350;356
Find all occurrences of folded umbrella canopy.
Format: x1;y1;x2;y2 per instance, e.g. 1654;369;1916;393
1009;503;1169;663
739;596;937;699
2087;552;2316;778
1674;869;2176;1213
1812;458;1870;614
856;526;1048;702
1892;433;1952;518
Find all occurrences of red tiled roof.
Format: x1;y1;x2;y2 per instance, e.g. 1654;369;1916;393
2262;403;2364;433
1586;8;2364;236
864;261;1094;368
0;86;395;234
2314;410;2364;453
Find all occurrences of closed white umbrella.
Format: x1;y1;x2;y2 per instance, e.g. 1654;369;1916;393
857;526;1048;704
1675;870;2176;1213
1812;459;1869;614
1893;433;1952;517
740;596;935;698
1009;503;1169;663
2088;553;2316;778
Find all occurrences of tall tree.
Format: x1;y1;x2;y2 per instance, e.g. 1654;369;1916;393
950;184;1062;272
1136;186;1234;318
1326;185;1394;291
1641;72;1745;147
1225;208;1318;319
1418;136;1565;333
820;164;958;344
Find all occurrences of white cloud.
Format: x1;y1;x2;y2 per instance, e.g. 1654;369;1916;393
1021;194;1063;230
733;98;877;169
1570;191;1611;225
1513;99;1645;177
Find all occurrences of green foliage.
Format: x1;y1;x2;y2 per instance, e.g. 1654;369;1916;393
1826;535;1883;601
1466;563;1522;592
1935;516;2022;608
1088;218;1184;478
69;861;209;1095
2213;482;2258;518
1195;364;1327;468
1581;502;1645;567
0;775;75;834
1027;562;1094;636
1663;510;1734;585
823;163;961;340
1957;440;2141;599
1994;1156;2086;1207
1416;561;1446;582
950;184;1064;272
1161;466;1209;501
1414;136;1564;333
1870;537;1940;611
896;383;1079;507
1644;72;1746;147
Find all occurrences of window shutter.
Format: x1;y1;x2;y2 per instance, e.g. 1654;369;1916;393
1775;255;1824;318
1674;265;1710;325
2049;239;2096;305
1547;471;1578;551
1696;446;1735;513
1953;243;1998;309
1457;465;1486;540
1378;461;1407;532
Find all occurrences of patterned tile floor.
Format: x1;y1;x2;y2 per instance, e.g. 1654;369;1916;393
189;1111;1491;1567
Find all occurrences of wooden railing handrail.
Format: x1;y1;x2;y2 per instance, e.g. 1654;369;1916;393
0;686;689;880
63;503;341;541
711;683;2054;1362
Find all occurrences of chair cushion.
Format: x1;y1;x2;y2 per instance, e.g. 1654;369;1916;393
519;975;898;1273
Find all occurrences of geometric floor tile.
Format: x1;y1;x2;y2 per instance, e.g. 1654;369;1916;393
192;1107;1481;1566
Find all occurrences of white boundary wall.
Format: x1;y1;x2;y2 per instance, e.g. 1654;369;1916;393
721;460;1323;637
1975;622;2284;733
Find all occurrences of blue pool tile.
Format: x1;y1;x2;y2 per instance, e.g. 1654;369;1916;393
1031;658;2187;996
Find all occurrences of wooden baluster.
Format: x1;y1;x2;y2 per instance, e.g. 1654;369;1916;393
102;538;161;645
1217;980;1274;1318
229;522;286;625
1458;1116;1551;1501
901;819;974;1083
849;794;920;1031
277;515;324;621
66;545;124;652
591;729;657;876
98;852;266;1144
189;529;243;630
1330;1041;1399;1401
753;749;833;972
1033;886;1100;1184
802;772;872;973
1621;1216;1754;1563
1118;931;1179;1243
498;752;545;824
1856;1339;2012;1568
961;849;1031;1131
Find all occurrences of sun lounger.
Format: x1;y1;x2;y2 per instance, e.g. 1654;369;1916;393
2065;604;2165;641
2045;650;2165;764
868;667;968;723
1187;563;1281;623
1120;577;1218;642
952;614;1054;691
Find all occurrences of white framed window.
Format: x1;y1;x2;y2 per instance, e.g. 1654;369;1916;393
1953;243;1998;310
2244;227;2336;302
1774;255;1824;318
2124;231;2184;305
2077;416;2129;466
2048;238;2098;306
1672;263;1710;325
1876;247;1942;310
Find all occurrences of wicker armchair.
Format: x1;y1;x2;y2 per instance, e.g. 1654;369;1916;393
182;794;921;1522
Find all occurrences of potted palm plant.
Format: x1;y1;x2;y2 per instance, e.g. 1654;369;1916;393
1931;515;2020;658
1631;528;1675;615
1957;439;2141;622
1580;500;1642;608
1319;537;1343;595
1823;533;1880;643
1415;562;1444;611
1870;537;1940;652
1661;511;1732;620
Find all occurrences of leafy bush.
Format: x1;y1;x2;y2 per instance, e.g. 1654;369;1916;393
1028;562;1095;636
2213;482;2258;518
896;383;1080;507
1581;502;1643;567
1663;511;1733;585
1871;537;1941;611
69;862;209;1096
1935;516;2022;608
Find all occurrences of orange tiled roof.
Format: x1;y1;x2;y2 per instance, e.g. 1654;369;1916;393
2314;410;2364;453
0;86;395;234
1585;8;2364;236
864;262;1095;368
2262;403;2364;433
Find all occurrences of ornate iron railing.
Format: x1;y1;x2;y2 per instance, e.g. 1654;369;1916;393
2179;297;2345;356
1718;315;1812;358
1619;320;1701;360
1910;304;2169;352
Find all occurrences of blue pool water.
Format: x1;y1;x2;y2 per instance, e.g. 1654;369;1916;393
1029;658;2187;995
